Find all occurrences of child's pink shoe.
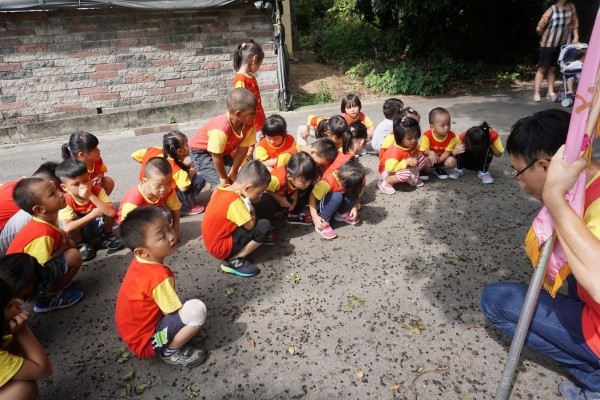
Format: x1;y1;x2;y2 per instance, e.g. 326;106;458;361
333;212;359;225
315;222;337;240
378;179;396;195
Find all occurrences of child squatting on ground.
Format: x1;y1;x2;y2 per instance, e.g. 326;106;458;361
254;114;298;170
6;178;83;313
115;206;208;368
189;88;257;189
55;160;122;262
132;131;206;216
419;107;459;180
0;278;52;400
201;160;273;278
378;116;427;194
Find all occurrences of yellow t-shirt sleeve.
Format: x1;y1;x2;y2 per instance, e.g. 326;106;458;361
312;180;332;201
100;163;108;174
240;128;257;147
419;136;431;152
277;153;292;167
151;277;183;315
234;80;246;89
206;129;228;154
491;137;505;154
226;197;253;227
58;204;76;221
0;348;23;387
97;189;111;203
24;235;55;265
584;200;600;239
173;170;191;190
120;203;137;222
363;115;374;129
165;191;182;211
385;158;407;173
131;148;147;163
444;138;457;153
255;145;269;161
306;115;315;125
267;176;282;193
381;134;395;151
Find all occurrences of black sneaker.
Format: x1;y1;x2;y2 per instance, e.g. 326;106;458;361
99;232;123;250
434;166;448;180
160;345;207;368
220;258;260;277
77;242;95;261
287;213;313;225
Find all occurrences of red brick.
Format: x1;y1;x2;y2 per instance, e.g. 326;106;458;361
127;75;155;83
53;104;83;112
71;50;100;58
15;44;48;53
116;30;144;39
202;62;220;70
5;115;38;125
95;63;124;71
90;71;118;79
152;59;178;67
166;92;193;101
158;43;185;51
259;63;277;71
0;63;21;72
165;78;192;87
148;87;175;95
69;25;100;33
78;87;108;95
0;102;28;111
92;93;121;101
111;38;140;47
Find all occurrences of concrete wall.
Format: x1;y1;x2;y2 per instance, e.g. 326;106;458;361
0;3;277;130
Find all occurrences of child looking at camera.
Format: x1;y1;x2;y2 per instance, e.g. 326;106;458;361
419;107;457;180
254;114;298;169
116;206;208;368
340;94;375;140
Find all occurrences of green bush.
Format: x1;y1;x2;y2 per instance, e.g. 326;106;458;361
294;82;333;108
320;16;378;66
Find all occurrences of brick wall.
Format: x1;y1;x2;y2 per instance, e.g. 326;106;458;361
0;4;277;126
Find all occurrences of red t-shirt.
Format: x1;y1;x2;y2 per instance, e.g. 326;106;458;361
0;179;22;231
87;157;108;180
233;72;266;132
188;113;255;156
115;258;181;358
6;217;61;265
379;144;417;173
63;185;105;215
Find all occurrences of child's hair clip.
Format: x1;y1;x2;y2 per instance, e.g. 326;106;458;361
401;116;407;123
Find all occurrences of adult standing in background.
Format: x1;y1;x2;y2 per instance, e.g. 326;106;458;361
533;0;579;102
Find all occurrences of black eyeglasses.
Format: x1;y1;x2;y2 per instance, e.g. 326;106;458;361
511;158;551;181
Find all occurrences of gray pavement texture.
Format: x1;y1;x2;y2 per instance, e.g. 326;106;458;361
0;88;573;399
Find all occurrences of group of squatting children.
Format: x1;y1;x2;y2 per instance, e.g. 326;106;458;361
0;39;507;395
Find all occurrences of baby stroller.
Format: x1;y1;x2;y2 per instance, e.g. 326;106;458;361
556;43;588;107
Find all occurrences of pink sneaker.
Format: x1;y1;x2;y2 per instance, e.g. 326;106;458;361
333;212;359;225
378;179;396;195
315;222;337;240
182;204;205;216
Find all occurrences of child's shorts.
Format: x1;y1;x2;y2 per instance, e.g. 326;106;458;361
38;253;68;296
151;311;185;355
189;148;234;189
74;213;103;242
228;219;272;258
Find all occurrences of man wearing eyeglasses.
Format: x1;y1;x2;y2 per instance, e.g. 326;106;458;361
481;108;600;400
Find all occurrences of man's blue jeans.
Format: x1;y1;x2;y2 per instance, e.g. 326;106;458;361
480;282;600;391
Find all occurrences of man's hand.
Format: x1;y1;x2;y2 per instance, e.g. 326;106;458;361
543;145;587;202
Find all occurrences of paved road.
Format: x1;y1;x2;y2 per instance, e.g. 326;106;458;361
0;89;570;400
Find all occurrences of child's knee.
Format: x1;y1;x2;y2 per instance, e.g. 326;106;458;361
65;248;83;269
444;157;456;168
179;299;207;328
102;176;115;194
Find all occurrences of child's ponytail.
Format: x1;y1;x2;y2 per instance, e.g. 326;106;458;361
62;131;99;160
338;158;365;196
61;143;72;160
464;121;492;153
392;116;421;146
342;121;367;154
316;118;330;139
233;40;264;72
162;131;190;172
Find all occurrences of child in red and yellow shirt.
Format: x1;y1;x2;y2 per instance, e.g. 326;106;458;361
254;114;298;170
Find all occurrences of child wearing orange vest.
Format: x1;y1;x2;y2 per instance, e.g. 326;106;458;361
254;114;298;170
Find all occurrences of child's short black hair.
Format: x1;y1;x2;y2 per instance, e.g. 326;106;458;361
145;157;172;179
338;158;365;196
396;107;421;123
32;161;60;188
341;93;362;113
12;177;45;215
383;98;404;119
506;109;570;164
316;118;330;139
55;159;88;181
428;107;450;124
393;117;421;146
163;131;189;172
0;253;42;300
227;88;257;114
62;131;99;160
327;115;348;140
262;114;287;138
119;206;165;251
286;152;318;182
464;122;492;154
312;138;338;163
0;278;14;338
236;160;271;187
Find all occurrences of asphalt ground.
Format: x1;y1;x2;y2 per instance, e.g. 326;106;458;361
0;88;572;399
